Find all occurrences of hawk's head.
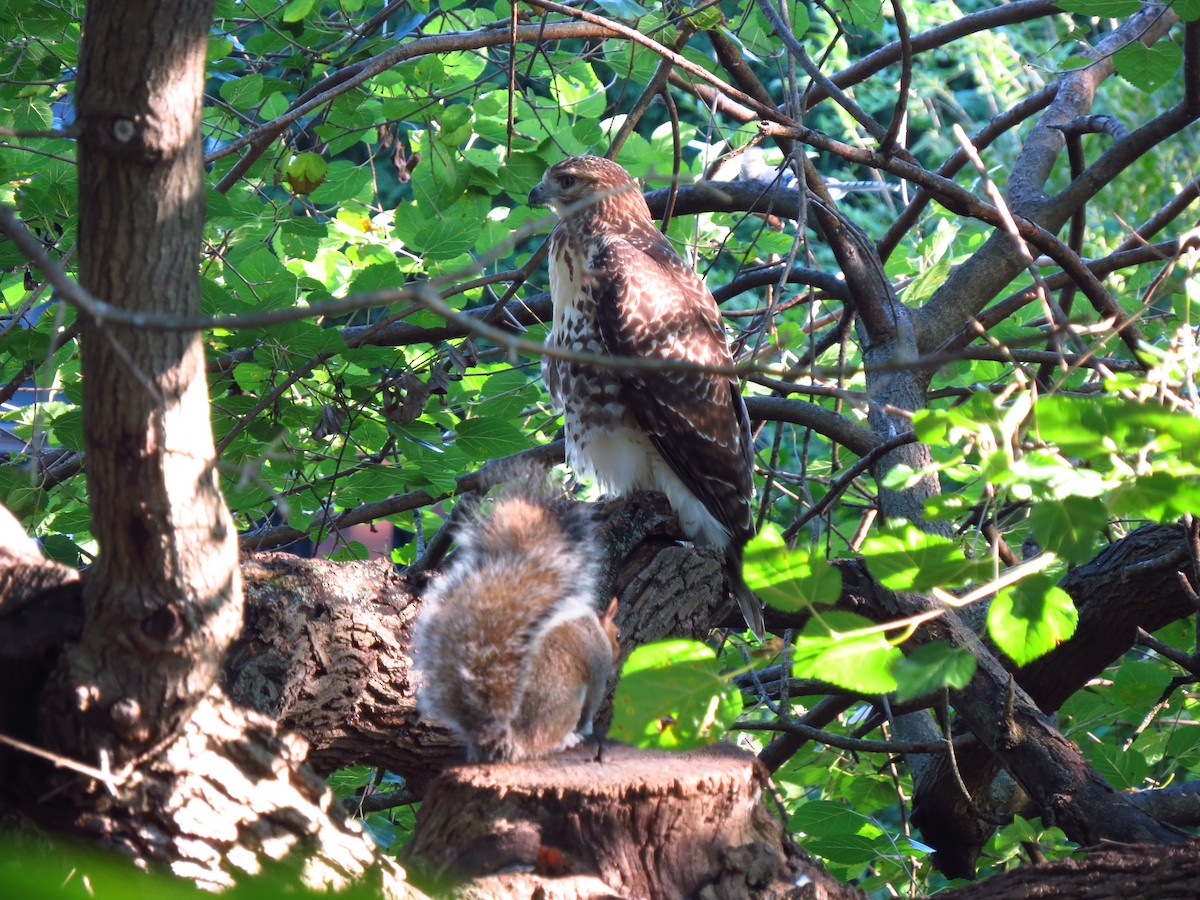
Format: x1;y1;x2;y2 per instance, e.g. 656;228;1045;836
528;156;650;228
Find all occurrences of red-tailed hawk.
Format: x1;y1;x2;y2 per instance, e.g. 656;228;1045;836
528;156;763;636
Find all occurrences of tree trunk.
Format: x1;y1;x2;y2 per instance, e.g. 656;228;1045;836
38;0;242;767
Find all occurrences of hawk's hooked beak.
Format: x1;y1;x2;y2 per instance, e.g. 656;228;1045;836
528;181;550;207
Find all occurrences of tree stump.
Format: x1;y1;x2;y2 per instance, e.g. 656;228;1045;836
404;742;861;899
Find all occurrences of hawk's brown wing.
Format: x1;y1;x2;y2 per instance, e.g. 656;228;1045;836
592;231;755;545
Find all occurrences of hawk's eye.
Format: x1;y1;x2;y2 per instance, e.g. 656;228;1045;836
557;174;576;189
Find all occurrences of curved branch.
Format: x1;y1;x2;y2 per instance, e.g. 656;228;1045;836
817;1;1059;103
758;122;1134;355
880;0;914;156
754;0;893;149
1053;30;1200;218
713;264;850;304
1118;173;1200;249
915;5;1179;352
878;86;1056;260
745;396;877;457
523;0;789;126
938;237;1197;352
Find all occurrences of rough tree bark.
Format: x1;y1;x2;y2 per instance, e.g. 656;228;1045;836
36;0;242;768
404;743;860;900
940;841;1200;900
906;523;1200;875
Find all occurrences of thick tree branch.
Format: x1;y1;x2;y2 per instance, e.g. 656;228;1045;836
908;523;1200;876
915;4;1180;351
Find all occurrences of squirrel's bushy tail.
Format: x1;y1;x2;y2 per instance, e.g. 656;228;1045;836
411;483;603;761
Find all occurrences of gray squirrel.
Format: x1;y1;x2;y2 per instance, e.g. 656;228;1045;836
411;486;620;762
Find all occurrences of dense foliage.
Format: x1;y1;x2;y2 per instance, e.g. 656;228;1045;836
2;0;1199;895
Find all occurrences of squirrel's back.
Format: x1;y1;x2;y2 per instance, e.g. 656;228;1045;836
411;487;616;762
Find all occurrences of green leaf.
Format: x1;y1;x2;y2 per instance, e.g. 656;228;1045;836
988;574;1077;666
832;0;884;33
438;103;474;146
454;416;529;460
207;36;233;62
224;247;298;310
1027;495;1108;564
392;195;485;261
1090;741;1150;791
892;641;976;703
609;639;740;750
550;63;605;117
1054;0;1140;15
1113;40;1183;93
218;73;263;111
475;368;535;420
339;469;407;504
594;0;648;18
803;832;881;866
792;611;901;694
347;260;402;295
860;524;985;593
404;444;469;495
1059;54;1096;71
900;256;950;306
1110;471;1200;522
285;152;327;195
309;160;373;205
743;524;842;612
40;533;83;566
49;409;83;451
360;812;397;849
277;217;328;260
281;0;316;22
1113;657;1174;711
1176;0;1200;21
685;3;722;29
790;800;871;837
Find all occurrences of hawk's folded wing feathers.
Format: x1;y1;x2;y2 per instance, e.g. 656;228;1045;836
593;234;755;544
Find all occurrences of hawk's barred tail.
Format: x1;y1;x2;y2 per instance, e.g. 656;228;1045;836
726;544;765;639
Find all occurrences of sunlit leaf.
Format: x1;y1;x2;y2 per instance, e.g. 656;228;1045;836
1027;495;1108;564
790;800;873;836
792;611;901;694
281;0;316;22
610;640;740;750
988;575;1077;666
892;641;976;703
743;524;842;612
860;524;986;593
